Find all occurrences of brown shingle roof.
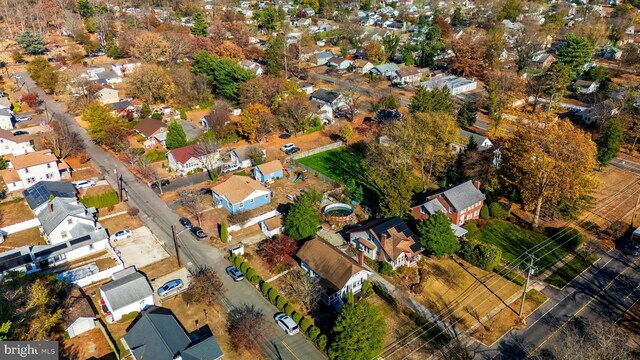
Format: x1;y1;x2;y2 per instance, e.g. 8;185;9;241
134;118;166;138
263;215;282;231
212;175;269;204
396;67;420;77
256;160;283;175
62;286;95;329
8;150;58;169
297;238;368;292
0;168;19;182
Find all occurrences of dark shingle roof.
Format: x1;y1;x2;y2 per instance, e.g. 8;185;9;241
23;181;77;210
310;89;342;104
438;180;485;212
100;267;153;311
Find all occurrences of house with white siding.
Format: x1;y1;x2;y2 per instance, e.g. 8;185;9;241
0;129;34;156
99;267;154;322
0;150;70;192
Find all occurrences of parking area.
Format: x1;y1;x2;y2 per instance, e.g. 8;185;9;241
112;226;170;269
151;267;191;304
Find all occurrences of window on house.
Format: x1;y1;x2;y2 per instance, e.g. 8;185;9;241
25;168;29;173
89;244;94;250
45;173;54;179
61;231;68;239
239;203;244;208
250;198;254;203
67;219;73;225
27;177;35;184
47;163;51;169
264;194;269;199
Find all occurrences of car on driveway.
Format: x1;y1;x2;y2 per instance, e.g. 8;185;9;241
157;279;184;297
625;229;640;256
284;147;300;155
15;115;31;122
12;130;28;136
111;230;133;241
14;75;22;80
225;266;244;281
190;226;207;239
280;143;295;152
221;163;240;174
75;180;96;189
150;179;170;188
179;217;192;229
274;313;299;335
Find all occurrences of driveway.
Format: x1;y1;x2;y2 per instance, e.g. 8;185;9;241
112;227;170;269
151;267;191;304
153;171;210;194
19;72;326;360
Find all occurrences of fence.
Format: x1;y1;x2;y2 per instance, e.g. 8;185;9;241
75;246;125;287
287;141;345;186
228;209;280;232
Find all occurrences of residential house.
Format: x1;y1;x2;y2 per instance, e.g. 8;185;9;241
229;145;266;169
36;196;99;245
110;100;134;113
310;89;348;110
84;67;105;81
0;108;14;130
134;118;168;148
0;129;34;156
297;238;372;305
372;109;402;124
454;130;493;152
1;150;70;192
393;67;421;84
260;215;283;237
253;160;284;182
240;60;265;76
0;97;12;110
95;71;122;85
23;181;77;214
95;87;119;105
353;59;374;74
370;63;400;77
299;82;314;95
530;52;556;68
314;51;334;65
122;307;224;360
574;80;599;94
315;103;334;124
411;180;485;226
347;217;423;269
327;57;353;69
303;7;315;16
167;144;220;175
63;286;96;338
212;175;271;214
602;46;622;60
111;62;141;77
420;74;477;95
99;267;154;322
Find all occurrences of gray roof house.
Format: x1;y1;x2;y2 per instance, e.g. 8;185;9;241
310;89;347;109
370;63;399;77
36;197;98;243
99;267;154;322
123;307;223;360
455;130;493;152
23;181;77;213
411;180;486;226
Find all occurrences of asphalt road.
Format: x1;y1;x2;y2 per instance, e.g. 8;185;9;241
481;249;640;359
610;157;640;175
17;72;325;360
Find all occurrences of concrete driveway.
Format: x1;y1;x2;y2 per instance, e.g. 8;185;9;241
112;227;170;269
151;267;191;304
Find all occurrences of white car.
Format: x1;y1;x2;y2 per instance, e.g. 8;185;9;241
280;143;295;152
275;313;299;335
15;115;31;122
14;75;22;80
111;230;133;241
74;180;96;189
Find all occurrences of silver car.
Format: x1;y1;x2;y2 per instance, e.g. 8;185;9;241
275;313;299;335
157;279;184;297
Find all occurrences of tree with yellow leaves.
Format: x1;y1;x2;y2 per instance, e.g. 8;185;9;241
501;120;598;227
239;103;275;143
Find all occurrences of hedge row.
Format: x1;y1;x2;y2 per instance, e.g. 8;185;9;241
459;238;502;271
80;190;119;209
228;254;328;352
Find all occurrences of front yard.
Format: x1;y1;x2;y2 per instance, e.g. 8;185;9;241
297;146;366;184
0;198;35;227
545;252;599;288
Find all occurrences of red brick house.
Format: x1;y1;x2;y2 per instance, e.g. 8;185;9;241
411;180;485;226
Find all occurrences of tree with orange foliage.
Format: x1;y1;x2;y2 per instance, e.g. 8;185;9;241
213;41;244;61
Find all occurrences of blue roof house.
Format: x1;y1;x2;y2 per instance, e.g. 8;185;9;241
253;160;284;183
212;175;271;214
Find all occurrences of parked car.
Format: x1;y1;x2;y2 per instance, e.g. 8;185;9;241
111;230;133;241
199;188;212;195
221;163;241;174
274;313;299;335
394;82;409;88
190;226;207;239
15;115;31;122
75;180;96;189
157;279;184;297
225;266;244;281
625;241;640;256
179;217;192;229
14;75;22;80
150;179;170;188
12;130;28;136
284;147;300;155
280;143;296;152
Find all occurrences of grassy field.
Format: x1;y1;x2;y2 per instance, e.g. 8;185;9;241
545;252;599;288
465;220;574;274
297;146;366;183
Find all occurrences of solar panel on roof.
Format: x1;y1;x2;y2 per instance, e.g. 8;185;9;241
69;235;91;246
0;251;25;263
34;243;67;257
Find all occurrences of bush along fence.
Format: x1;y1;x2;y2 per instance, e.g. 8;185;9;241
227;253;329;353
80;190;119;209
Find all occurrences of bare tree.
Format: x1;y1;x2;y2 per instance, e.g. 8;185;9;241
280;269;322;313
203;100;232;134
135;158;165;194
191;139;221;178
343;86;363;122
44;120;84;159
228;305;267;355
177;188;209;226
186;266;224;306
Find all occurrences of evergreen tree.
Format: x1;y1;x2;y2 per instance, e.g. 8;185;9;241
329;295;386;360
409;86;454;114
15;30;45;55
456;100;478;127
191;52;256;104
555;34;593;76
165;121;188;150
140;103;152;119
416;211;460;257
265;36;284;76
105;35;122;59
451;7;463;27
284;191;320;241
77;0;94;18
191;11;209;37
596;119;624;167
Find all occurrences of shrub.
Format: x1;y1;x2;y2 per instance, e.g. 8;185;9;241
307;326;321;341
276;295;287;310
239;261;249;275
299;317;313;333
220;223;228;243
553;226;585;250
233;256;244;268
180;109;187;119
316;334;328;351
80;190;119;209
291;312;303;324
480;205;490;219
11;102;21;113
268;288;279;304
135;134;146;143
261;282;272;296
246;268;257;283
489;202;509;219
379;262;393;275
284;303;294;316
151;112;163;120
145;149;167;163
458;238;502;271
127;207;139;216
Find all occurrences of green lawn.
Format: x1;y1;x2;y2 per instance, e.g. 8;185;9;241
545;252;598;288
297;147;366;183
464;220;576;274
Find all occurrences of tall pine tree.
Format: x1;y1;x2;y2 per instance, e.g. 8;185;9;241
165;121;187;150
191;12;209;37
416;211;459;257
597;119;624;167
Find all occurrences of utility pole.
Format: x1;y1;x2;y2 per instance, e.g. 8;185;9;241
631;186;640;228
519;255;536;317
114;169;122;202
172;225;181;267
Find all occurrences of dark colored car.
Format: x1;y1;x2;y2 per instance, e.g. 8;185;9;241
199;188;211;195
12;131;28;136
624;239;640;256
179;217;192;229
284;147;300;155
150;179;170;188
226;266;244;281
190;226;207;239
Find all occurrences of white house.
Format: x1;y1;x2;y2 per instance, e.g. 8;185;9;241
296;238;371;305
240;60;265;76
95;88;120;105
23;181;77;214
0;129;34;156
83;67;105;81
310;89;348;110
455;130;493;152
574;80;599;94
36;196;100;245
1;150;70;192
99;267;154;322
353;60;374;74
0;108;14;130
111;62;141;77
229;145;266;169
63;286;97;339
260;215;283;237
167;144;220;175
420;74;477;95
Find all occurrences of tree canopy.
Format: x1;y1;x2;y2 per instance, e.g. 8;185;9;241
82;101;128;152
409;86;455;114
192;51;256;104
284;191;320;241
166;121;188;150
15;30;45;55
596;119;624;166
417;211;459;257
191;12;209;36
555;34;593;75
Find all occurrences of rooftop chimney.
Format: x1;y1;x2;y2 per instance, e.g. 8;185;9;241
472;180;481;190
357;250;365;266
48;202;53;213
